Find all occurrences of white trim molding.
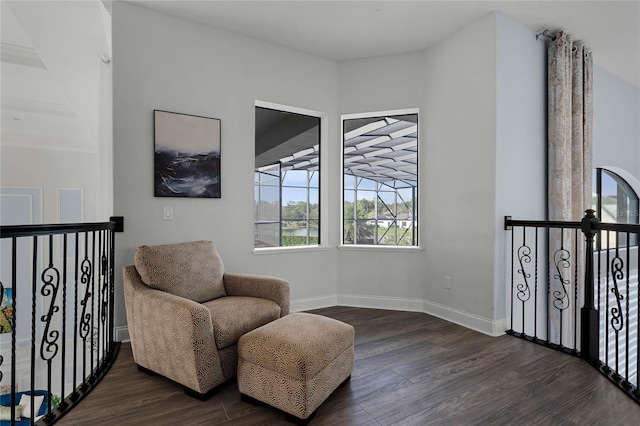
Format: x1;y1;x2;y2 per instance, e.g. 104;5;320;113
113;295;509;341
114;326;130;343
290;294;337;313
423;298;508;337
290;293;508;337
337;293;424;312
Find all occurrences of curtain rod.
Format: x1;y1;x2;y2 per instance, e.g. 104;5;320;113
536;29;557;41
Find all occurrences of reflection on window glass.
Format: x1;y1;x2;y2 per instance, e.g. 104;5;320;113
593;168;639;249
254;106;320;248
342;112;418;246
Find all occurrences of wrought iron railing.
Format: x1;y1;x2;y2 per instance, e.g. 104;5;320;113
505;210;640;404
0;218;122;425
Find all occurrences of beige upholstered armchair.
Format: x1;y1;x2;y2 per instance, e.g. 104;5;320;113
123;240;289;400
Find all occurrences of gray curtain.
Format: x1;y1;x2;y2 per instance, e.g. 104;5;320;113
548;31;593;221
547;31;593;347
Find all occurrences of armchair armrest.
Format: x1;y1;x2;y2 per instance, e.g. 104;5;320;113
223;272;290;317
123;265;225;393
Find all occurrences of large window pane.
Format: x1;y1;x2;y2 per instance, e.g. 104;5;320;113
342;111;418;246
593;167;639;249
255;106;320;248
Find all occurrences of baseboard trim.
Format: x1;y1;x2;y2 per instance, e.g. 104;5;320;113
337;293;425;312
422;299;507;337
115;326;130;343
290;294;338;312
114;295;508;341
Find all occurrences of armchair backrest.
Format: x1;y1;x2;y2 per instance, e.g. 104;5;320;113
134;240;226;303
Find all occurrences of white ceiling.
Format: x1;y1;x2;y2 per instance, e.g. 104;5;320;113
1;1;111;153
129;0;640;88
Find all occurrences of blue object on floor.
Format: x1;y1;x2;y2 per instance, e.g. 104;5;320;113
0;390;49;425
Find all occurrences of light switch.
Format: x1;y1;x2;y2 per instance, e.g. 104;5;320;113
163;207;173;220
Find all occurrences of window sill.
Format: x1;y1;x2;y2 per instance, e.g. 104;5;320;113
252;245;332;255
337;245;423;253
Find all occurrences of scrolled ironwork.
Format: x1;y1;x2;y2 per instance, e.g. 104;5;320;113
40;265;61;361
516;245;532;302
100;251;109;324
1;219;121;424
79;257;93;340
552;248;571;310
610;255;625;333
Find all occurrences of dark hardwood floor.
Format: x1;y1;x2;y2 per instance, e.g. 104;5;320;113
58;307;640;425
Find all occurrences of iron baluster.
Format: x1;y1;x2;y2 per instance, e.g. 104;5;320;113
573;228;579;353
516;246;532;303
30;236;37;418
580;209;599;363
610;254;625;333
40;258;61;364
40;234;60;422
0;219;122;424
553;248;571;311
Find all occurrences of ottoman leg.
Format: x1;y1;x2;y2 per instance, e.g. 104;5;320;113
339;375;351;388
241;393;316;425
240;393;261;406
285;410;316;426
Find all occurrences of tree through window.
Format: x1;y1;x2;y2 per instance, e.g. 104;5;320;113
254;106;320;248
342;111;418;246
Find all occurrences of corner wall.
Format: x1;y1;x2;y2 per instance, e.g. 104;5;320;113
113;5;510;338
593;65;640;178
421;13;498;329
113;3;638;339
494;13;547;321
112;2;340;333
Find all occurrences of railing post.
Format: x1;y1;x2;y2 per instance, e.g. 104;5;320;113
580;209;599;362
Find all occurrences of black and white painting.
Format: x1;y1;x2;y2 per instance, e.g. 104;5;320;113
154;110;221;198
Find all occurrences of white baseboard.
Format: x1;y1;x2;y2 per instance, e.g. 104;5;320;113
113;294;508;341
422;299;508;337
337;293;425;312
115;326;130;343
290;294;337;312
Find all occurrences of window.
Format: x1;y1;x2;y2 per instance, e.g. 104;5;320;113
592;168;640;388
593;167;639;249
342;110;418;246
254;105;320;248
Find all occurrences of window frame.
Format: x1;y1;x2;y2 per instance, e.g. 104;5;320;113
253;100;328;254
593;167;640;251
340;108;421;250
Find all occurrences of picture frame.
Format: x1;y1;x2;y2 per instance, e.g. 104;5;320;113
154;110;221;198
0;282;13;334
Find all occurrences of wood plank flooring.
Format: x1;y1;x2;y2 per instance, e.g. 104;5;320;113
58;307;640;425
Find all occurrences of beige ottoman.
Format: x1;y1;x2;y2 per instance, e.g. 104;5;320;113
238;312;355;424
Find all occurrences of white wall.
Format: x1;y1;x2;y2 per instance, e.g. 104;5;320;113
112;3;640;339
494;13;547;320
421;13;498;328
113;5;511;337
337;51;427;306
0;1;111;223
593;65;640;179
112;2;340;333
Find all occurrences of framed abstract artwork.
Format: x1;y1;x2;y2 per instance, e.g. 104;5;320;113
154;110;221;198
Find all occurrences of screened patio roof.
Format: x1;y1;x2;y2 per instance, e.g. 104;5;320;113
343;115;417;188
257;114;418;188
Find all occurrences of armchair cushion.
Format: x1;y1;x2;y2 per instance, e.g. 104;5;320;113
134;240;226;303
203;296;281;349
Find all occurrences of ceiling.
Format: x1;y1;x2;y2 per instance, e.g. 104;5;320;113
130;0;640;88
1;1;111;153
